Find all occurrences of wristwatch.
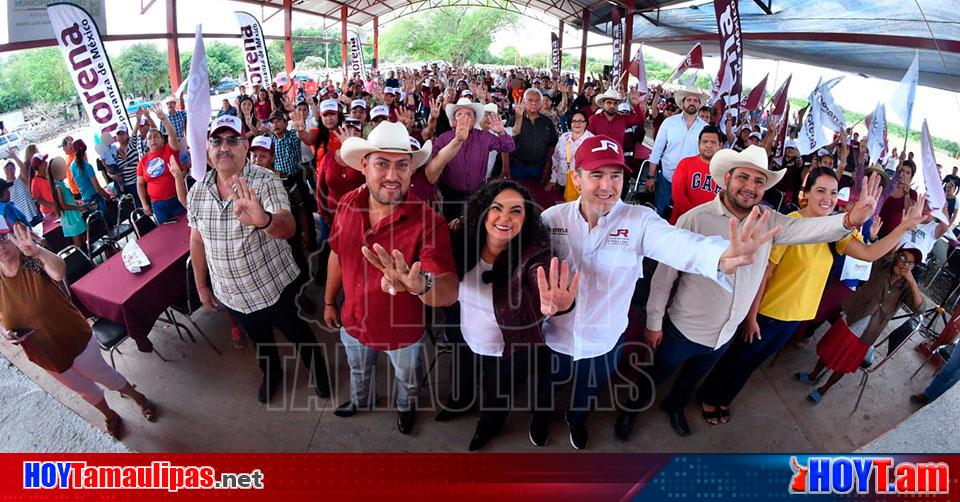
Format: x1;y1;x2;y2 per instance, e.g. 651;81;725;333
410;271;434;296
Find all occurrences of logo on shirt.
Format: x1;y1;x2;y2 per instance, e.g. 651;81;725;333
609;228;629;237
605;229;631;247
691;172;721;194
146;157;166;178
549;227;569;236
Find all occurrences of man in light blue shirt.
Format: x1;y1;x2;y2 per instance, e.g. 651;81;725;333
646;87;708;217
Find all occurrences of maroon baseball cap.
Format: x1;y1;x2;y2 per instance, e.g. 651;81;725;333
574;135;632;172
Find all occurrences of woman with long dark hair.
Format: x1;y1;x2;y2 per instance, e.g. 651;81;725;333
46;157;86;250
254;88;273;123
238;96;261;140
443;179;578;450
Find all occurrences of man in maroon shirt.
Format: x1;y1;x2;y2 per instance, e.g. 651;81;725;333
323;122;458;435
587;88;646;147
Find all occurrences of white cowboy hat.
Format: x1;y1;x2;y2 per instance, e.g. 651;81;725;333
710;145;785;189
340;122;433;172
444;97;485;130
673;86;707;106
593;88;623;107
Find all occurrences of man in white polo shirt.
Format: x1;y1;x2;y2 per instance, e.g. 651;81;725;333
532;135;782;449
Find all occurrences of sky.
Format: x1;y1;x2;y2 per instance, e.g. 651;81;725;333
3;0;959;146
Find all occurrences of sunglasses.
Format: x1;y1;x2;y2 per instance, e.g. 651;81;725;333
209;136;244;147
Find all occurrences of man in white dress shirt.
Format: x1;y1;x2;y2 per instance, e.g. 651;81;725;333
531;135;781;449
646;87;709;217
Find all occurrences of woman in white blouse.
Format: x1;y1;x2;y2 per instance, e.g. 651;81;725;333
546;110;593;202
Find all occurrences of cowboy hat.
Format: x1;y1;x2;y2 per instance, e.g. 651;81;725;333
445;97;485;130
340;122;433;172
710;145;785;189
593;88;623;107
673;86;707;106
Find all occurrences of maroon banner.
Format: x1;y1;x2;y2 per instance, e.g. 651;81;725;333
743;73;768;112
611;8;623;81
769;74;792;117
713;0;743;116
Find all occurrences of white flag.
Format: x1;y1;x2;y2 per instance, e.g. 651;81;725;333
814;78;845;132
185;25;212;181
889;52;919;135
919;119;948;224
866;102;887;165
797;79;831;155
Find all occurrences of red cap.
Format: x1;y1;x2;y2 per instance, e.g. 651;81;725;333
574;135;632;172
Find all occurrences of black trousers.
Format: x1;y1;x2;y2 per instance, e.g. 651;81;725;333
226;280;329;392
478;348;532;429
440;304;479;410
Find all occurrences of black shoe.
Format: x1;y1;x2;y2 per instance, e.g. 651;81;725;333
614;412;638;442
333;400;359;417
257;372;283;403
397;407;417;434
435;401;472;422
468;422;501;451
529;416;549;447
566;418;588;450
665;409;691;437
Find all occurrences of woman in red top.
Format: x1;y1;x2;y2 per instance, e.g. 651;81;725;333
254;88;273;123
316;120;364;244
136;107;184;223
29;155;55;217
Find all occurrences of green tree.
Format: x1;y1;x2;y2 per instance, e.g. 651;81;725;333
114;43;168;99
380;8;518;65
180;41;244;86
0;47;73;112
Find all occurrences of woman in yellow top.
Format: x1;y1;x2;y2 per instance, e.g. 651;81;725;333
697;167;926;424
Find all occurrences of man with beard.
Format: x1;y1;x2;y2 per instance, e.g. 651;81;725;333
323;122;457;435
587;89;646;147
647;87;709;217
188;115;331;404
614;146;883;440
669;126;723;224
533;136;785;450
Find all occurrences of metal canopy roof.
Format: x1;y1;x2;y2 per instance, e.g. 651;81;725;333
262;0;959;91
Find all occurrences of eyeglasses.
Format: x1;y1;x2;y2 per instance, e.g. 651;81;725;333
209;136;244;147
897;254;916;268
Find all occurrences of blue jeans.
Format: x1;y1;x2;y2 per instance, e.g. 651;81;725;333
697;315;801;407
151;196;185;224
535;335;625;426
339;329;424;412
626;316;732;413
510;161;545;182
654;172;672;217
923;345;960;401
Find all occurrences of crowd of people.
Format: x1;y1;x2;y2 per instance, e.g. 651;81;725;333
2;62;959;450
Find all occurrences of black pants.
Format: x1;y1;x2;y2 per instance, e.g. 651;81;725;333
440;304;479;410
478;348;532;429
226;280;329;392
438;183;470;222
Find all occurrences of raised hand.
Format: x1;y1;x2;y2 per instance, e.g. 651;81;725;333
488;112;505;134
151;104;166;119
10;223;39;258
717;206;782;274
536;257;580;316
361;243;427;296
900;195;929;230
168;154;184;180
333;126;351;144
846;172;884;227
429;96;442;120
229;175;269;228
454;113;471;142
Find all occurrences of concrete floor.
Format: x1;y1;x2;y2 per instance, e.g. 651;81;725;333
0;282;942;453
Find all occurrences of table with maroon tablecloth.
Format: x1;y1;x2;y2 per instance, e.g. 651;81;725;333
70;216;191;352
41;216;69;253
